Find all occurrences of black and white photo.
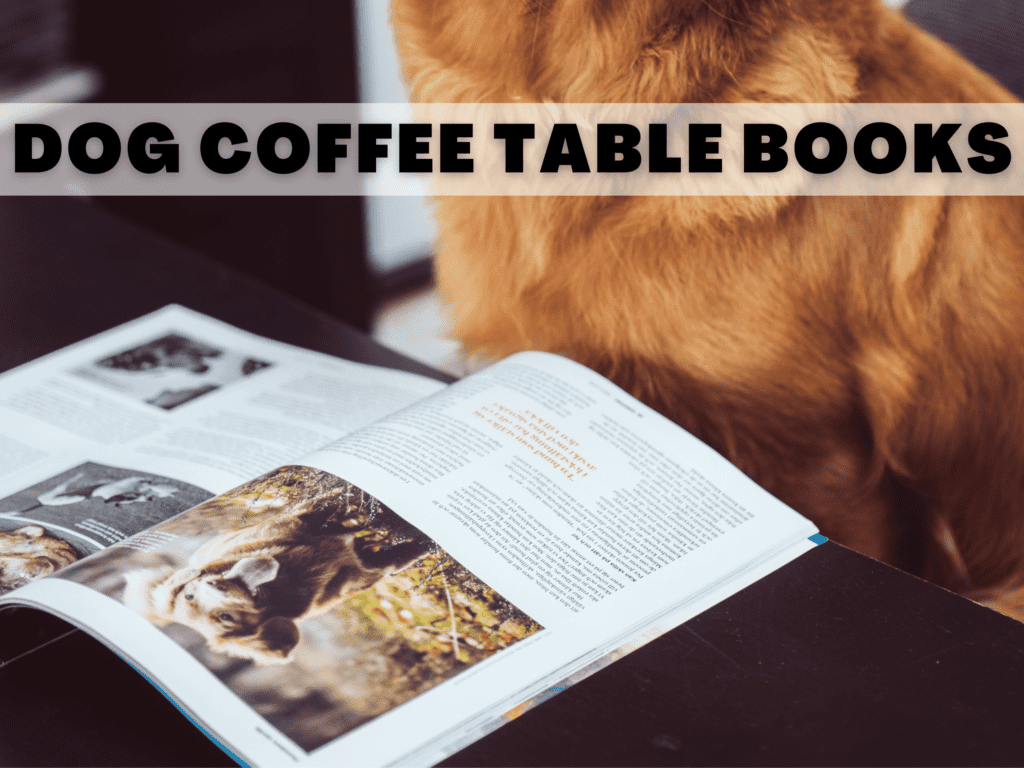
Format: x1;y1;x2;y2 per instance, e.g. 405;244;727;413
0;461;212;594
73;333;272;410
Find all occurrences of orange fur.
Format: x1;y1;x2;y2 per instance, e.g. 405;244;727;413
392;0;1024;619
0;525;80;594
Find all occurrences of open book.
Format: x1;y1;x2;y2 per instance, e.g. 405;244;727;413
0;306;821;767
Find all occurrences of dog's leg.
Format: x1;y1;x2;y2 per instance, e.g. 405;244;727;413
913;461;1024;612
843;194;1024;618
979;586;1024;624
766;440;927;572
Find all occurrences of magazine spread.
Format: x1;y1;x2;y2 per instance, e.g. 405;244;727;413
0;305;445;583
0;307;819;767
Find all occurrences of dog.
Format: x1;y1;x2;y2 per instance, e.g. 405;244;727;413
98;334;221;375
122;497;432;664
0;525;80;594
391;0;1024;619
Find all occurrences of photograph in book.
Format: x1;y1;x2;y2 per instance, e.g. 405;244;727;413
72;332;272;410
56;466;544;752
0;461;213;595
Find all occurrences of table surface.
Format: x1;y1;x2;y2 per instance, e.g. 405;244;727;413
2;197;1024;767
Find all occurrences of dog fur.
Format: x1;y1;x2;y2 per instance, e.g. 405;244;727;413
122;499;430;664
0;525;80;594
390;0;1024;618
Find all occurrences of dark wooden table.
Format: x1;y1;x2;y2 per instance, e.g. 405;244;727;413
2;197;1024;767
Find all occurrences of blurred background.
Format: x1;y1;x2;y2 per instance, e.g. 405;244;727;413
0;0;1017;375
0;0;446;361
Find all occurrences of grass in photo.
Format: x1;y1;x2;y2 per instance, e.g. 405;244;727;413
58;466;543;752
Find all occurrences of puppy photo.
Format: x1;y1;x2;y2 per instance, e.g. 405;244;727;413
390;0;1024;619
59;466;542;751
122;494;433;665
0;525;79;594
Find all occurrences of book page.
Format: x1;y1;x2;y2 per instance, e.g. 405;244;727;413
306;352;815;626
2;351;816;767
0;305;445;596
303;351;819;765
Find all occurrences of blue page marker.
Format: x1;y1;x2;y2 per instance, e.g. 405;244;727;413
809;533;829;545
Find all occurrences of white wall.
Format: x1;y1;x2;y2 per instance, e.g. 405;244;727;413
353;0;437;273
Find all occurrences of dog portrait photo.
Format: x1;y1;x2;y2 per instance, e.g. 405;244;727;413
390;0;1024;621
73;332;272;410
58;465;543;751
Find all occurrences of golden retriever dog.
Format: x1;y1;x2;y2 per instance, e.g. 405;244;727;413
391;0;1024;619
0;525;80;594
122;500;431;664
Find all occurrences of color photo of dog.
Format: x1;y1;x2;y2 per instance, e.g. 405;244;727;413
0;525;80;594
391;0;1024;619
58;466;543;751
121;489;436;665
